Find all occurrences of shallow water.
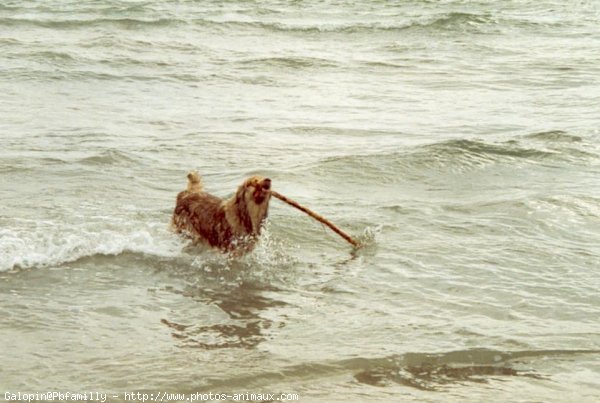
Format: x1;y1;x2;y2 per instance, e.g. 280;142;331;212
1;1;600;401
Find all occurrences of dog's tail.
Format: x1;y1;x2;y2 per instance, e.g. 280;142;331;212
186;170;203;193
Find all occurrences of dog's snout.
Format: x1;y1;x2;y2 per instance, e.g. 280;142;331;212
262;178;271;190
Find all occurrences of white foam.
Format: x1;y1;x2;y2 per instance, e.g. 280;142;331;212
0;219;184;272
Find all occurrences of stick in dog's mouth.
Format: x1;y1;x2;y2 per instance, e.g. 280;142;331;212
270;190;362;249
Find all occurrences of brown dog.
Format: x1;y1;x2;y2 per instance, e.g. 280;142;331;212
172;171;272;253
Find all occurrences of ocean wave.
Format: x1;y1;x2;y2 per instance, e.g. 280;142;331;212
0;217;306;273
192;347;599;391
77;149;139;166
436;138;552;157
529;195;600;221
12;50;78;64
0;12;497;34
350;348;598;390
417;138;560;163
206;11;574;35
0;9;577;36
523;130;583;143
0;67;204;83
236;56;340;69
0;164;34;174
0;220;183;272
0;38;21;45
34;50;76;61
7;49;175;69
200;12;496;34
312;135;597;182
0;17;180;29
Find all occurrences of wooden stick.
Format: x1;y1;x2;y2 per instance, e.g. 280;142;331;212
271;190;361;248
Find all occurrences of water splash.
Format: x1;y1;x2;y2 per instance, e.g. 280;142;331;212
245;221;299;268
356;224;382;249
184;222;299;285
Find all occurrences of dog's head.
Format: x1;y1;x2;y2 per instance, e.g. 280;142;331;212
234;176;272;234
245;176;272;204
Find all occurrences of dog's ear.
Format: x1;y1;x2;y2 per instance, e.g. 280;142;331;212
234;182;253;233
235;180;248;202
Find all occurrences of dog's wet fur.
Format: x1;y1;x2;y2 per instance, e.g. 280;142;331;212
172;171;272;254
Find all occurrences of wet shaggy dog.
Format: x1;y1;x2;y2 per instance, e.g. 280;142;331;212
172;171;272;254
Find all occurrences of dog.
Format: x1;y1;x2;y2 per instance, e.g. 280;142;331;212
172;171;272;254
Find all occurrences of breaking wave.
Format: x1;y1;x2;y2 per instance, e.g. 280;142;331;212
0;219;183;272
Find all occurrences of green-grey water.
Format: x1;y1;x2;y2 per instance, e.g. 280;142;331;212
1;1;600;401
